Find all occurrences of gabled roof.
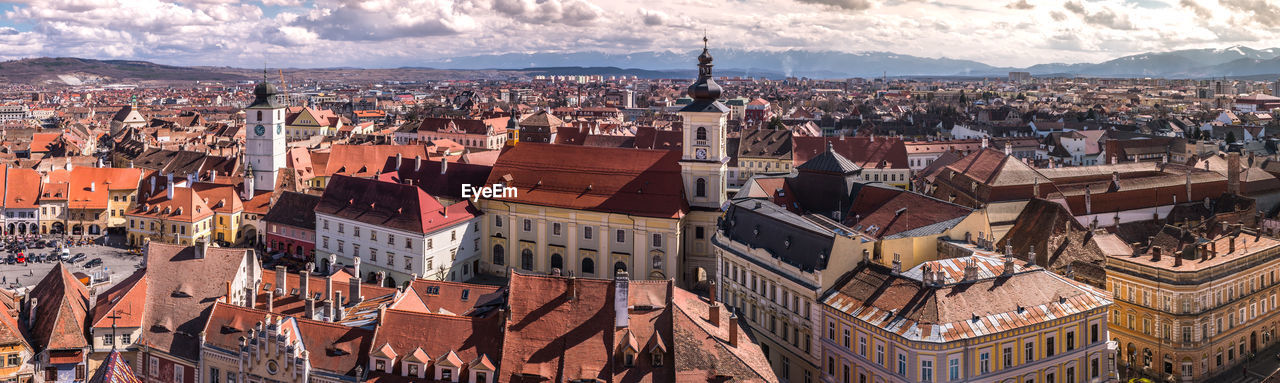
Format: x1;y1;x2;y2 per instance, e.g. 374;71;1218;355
795;142;861;174
86;350;141;383
140;243;252;360
26;262;90;351
316;175;476;234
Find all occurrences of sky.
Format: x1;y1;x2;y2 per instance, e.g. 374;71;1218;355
0;0;1278;68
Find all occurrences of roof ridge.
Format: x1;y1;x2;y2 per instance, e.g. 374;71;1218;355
670;296;771;382
384;308;480;322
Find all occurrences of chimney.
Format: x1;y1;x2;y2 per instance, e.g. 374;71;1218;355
1229;152;1241;195
709;302;721;327
89;182;95;192
615;270;630;328
274;265;286;295
325;274;334;301
324;299;335;322
1004;142;1012;156
963;258;978;281
247;284;258;308
335;290;344;307
1084;185;1092;215
166;179;174;200
1230;236;1237;254
891;253;902;275
304;298;315;319
708;281;717;303
395;153;402;170
1028;248;1037;267
266;290;275;312
1003;255;1015;276
414;156;422;172
1174;251;1183;267
352;256;361;278
349;277;363;305
299;270;310;298
1152;246;1162;262
728;313;740;347
1033;178;1040;198
26;298;36;329
440;157;448;175
195;240;208;259
1210;240;1217;256
375;272;385;287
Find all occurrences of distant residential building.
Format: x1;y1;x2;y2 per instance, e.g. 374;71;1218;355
1009;71;1032;84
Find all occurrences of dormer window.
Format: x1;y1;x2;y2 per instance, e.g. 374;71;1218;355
407;364;418;377
375;359;385;371
441;369;453;381
651;352;663;367
624;353;634;367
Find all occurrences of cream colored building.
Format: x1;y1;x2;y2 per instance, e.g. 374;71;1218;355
821;254;1115;383
1104;227;1280;382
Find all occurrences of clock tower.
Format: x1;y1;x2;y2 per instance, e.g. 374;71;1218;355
679;37;729;210
244;75;287;191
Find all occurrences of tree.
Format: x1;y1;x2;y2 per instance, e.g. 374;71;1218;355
1227;131;1237;144
768;117;786;130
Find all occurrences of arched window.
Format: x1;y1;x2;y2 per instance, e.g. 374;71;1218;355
492;244;505;266
581;257;595;275
551;254;563;271
256;111;262;121
614;261;627;277
696;127;707;141
521;249;534;270
696;178;707;197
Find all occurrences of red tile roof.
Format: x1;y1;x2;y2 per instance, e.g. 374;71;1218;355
27;262;90;351
316;175;478;234
486;143;688;219
793;136;909;169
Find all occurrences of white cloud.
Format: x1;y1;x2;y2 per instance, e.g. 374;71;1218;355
1;0;1280;69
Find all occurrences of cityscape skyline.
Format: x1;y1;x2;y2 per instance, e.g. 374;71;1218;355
1;0;1279;69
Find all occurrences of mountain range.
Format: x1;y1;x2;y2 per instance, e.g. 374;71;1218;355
11;45;1280;85
423;45;1280;79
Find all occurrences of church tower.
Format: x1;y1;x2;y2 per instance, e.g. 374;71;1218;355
679;37;730;210
244;74;287;191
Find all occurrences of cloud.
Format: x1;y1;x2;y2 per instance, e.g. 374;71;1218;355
1179;0;1211;18
293;0;478;41
484;0;604;25
638;8;667;26
1220;0;1280;27
1062;1;1135;30
1006;0;1033;9
795;0;874;11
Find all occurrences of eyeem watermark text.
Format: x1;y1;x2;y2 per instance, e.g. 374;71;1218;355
462;184;518;202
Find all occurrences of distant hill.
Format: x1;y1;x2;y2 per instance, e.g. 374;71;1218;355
0;57;252;85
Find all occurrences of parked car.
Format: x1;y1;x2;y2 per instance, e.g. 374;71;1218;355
83;258;102;268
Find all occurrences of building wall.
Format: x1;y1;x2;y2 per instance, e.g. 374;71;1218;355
315;213;479;285
1106;243;1280;382
266;222;314;260
476;201;681;282
821;306;1112;383
126;216;213;246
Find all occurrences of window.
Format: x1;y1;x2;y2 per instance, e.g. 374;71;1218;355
858;337;867;356
441;369;452;380
616;229;627;243
6;354;16;366
979;352;990;374
209;368;219;383
1025;341;1034;362
652;233;662;247
553;223;561;236
1046;336;1055;357
1091;323;1099;343
1003;346;1013;368
897;354;907;375
843;329;850;348
354;226;360;238
581;257;595;274
405;238;412;249
103;334;114;346
523;219;531;232
521;249;534;270
828;322;835;340
1092;358;1100;378
375;359;386;371
174;364;184;383
150;357;159;377
948;358;959;380
370;248;378;262
1066;366;1075;383
584;226;593;239
696;178;707;197
495;216;503;227
427;238;433;250
1067;331;1075;351
338;223;344;233
876;345;885;365
696;127;707;141
403;256;412;271
370;231;377;241
696;226;705;239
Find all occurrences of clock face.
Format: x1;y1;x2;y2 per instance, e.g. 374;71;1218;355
254;124;265;136
695;148;708;160
276;124;282;134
